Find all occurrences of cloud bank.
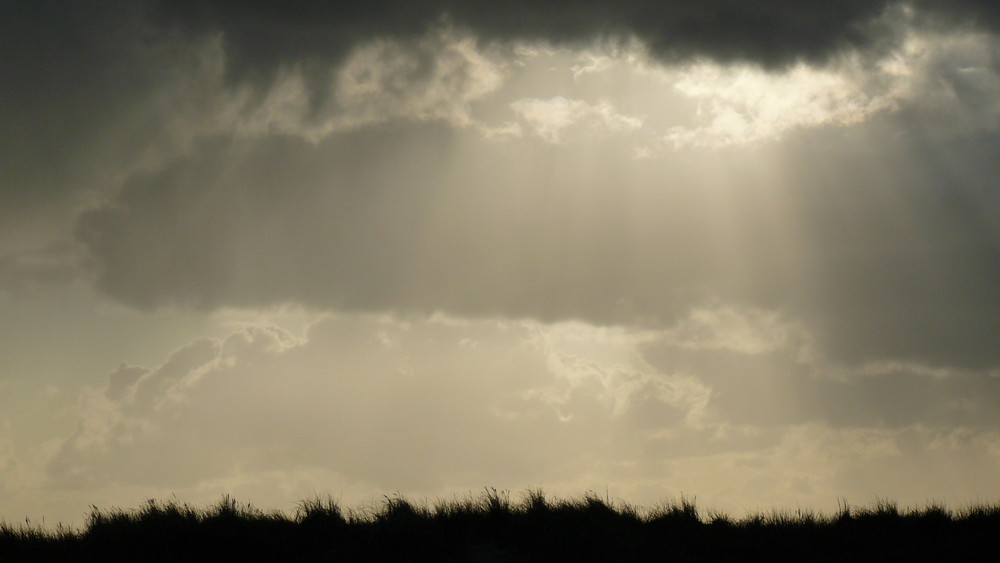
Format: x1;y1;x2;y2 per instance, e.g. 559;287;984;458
72;114;1000;368
153;1;1000;71
22;312;1000;525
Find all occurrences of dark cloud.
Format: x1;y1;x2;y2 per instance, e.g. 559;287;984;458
73;121;1000;368
779;128;1000;368
74;128;458;312
1;2;156;204
0;0;234;244
152;1;1000;76
72;128;744;323
643;342;1000;429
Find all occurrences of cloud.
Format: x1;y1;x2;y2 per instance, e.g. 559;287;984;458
641;306;1000;429
152;1;1000;75
511;97;643;143
0;3;227;206
4;1;1000;372
3;1;976;191
32;312;1000;523
73;100;1000;369
235;30;510;140
882;28;1000;135
45;316;694;495
656;22;1000;148
664;61;899;148
4;1;1000;203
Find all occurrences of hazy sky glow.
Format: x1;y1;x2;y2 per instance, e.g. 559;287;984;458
3;1;1000;525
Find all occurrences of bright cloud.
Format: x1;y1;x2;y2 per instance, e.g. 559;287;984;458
662;26;1000;148
664;61;899;148
235;30;510;141
511;96;644;143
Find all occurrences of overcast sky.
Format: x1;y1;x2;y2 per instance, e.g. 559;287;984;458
3;0;1000;526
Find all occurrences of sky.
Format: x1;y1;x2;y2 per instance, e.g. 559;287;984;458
2;0;1000;526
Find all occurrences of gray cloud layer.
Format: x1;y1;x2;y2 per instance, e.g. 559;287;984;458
73;121;1000;368
154;1;1000;71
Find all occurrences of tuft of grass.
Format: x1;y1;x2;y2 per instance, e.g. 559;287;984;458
296;495;347;526
959;502;1000;521
648;495;700;526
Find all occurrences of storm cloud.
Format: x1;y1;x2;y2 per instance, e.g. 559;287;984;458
153;0;1000;72
73;118;1000;368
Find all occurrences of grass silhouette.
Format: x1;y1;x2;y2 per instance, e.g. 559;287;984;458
3;489;1000;561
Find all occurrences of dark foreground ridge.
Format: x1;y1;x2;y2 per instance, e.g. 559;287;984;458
3;490;1000;562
